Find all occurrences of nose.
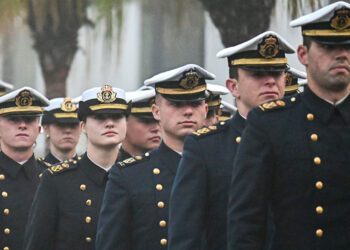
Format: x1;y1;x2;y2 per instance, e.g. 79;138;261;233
105;118;115;128
183;105;194;117
264;75;277;87
150;122;160;132
334;47;350;61
18;120;27;129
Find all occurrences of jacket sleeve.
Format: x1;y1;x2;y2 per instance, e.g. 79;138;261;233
23;170;58;250
168;135;207;250
227;110;274;250
96;166;131;250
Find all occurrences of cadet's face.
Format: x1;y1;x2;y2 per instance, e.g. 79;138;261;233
82;114;126;148
232;68;285;113
125;115;161;151
44;123;81;152
152;96;207;139
298;42;350;92
0;115;40;151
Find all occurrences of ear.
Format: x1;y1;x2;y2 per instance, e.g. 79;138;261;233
80;121;87;134
204;103;208;114
226;79;240;98
151;103;161;121
297;44;308;66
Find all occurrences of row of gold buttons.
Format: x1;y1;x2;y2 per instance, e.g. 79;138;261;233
80;184;93;243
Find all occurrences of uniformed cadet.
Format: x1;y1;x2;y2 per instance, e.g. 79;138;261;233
96;64;213;250
228;2;350;249
168;31;295;250
218;100;236;122
204;83;229;126
117;87;161;161
284;67;307;96
0;87;49;250
41;97;81;165
24;85;128;250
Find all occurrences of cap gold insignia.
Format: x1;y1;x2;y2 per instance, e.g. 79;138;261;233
179;70;199;89
61;97;77;112
330;9;350;30
285;73;293;86
97;85;117;103
258;35;279;59
15;90;33;107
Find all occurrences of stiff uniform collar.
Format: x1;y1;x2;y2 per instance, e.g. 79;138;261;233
156;141;181;174
0;151;37;179
44;152;61;164
117;147;133;162
80;153;109;186
229;112;246;133
302;86;350;125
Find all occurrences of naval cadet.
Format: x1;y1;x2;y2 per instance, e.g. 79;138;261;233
167;31;295;250
41;97;81;165
0;87;49;250
228;2;350;249
96;64;213;250
204;83;229;126
118;86;161;161
24;85;128;250
285;67;307;96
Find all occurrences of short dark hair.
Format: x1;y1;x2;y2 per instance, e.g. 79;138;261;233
229;66;239;80
303;36;312;48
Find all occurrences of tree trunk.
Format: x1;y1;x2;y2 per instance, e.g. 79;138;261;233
27;0;89;98
199;0;276;47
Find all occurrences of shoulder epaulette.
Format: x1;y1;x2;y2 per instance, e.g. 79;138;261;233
47;160;78;175
192;122;227;137
258;95;299;112
36;157;52;168
118;152;151;169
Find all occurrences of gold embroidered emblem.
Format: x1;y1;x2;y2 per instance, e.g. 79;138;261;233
258;35;279;59
97;85;117;103
260;100;285;111
61;97;77;112
15;90;32;107
179;70;200;89
330;9;350;30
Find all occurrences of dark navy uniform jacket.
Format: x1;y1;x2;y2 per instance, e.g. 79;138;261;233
96;142;181;250
24;153;108;250
167;113;245;250
0;152;46;250
42;152;80;165
228;87;350;250
117;147;132;162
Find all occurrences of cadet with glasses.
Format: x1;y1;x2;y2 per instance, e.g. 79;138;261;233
96;64;213;250
0;87;49;250
24;85;128;250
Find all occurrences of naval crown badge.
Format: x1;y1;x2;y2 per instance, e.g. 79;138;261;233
258;35;279;59
97;85;117;103
179;70;200;89
61;97;77;112
330;8;350;30
15;90;33;107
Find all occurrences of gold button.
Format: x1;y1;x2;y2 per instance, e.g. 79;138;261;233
316;206;324;214
85;237;92;243
157;201;165;208
4;228;10;235
135;155;142;160
156;184;163;191
86;199;92;206
220;121;225;125
73;160;77;164
316;229;323;237
153;168;160;175
0;174;5;181
310;134;318;142
80;184;86;191
3;209;9;215
235;137;241;144
2;192;8;198
85;216;92;223
4;246;9;250
307;113;314;121
315;181;324;190
291;97;296;102
313;157;321;165
160;238;167;245
39;173;43;178
159;220;167;227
